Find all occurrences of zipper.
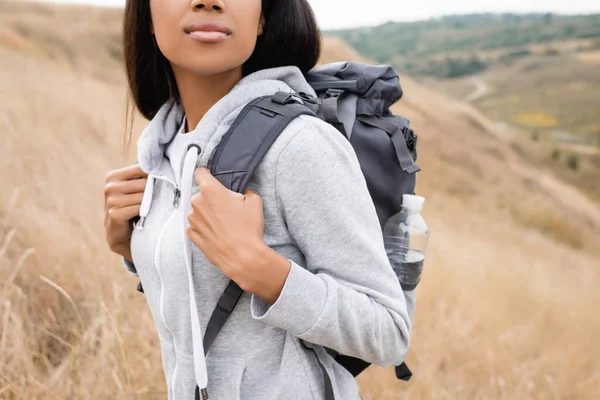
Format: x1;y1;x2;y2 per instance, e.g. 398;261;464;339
154;205;179;390
149;176;180;390
151;173;178;191
143;174;182;337
143;167;187;393
149;173;181;209
173;188;181;208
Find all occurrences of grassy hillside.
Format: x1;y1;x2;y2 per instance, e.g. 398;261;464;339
330;13;600;77
329;12;600;204
425;46;600;203
1;2;599;399
0;1;124;83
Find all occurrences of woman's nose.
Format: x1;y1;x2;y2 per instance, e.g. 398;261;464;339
190;0;226;12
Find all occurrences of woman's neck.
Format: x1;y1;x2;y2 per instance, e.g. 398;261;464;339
172;65;243;133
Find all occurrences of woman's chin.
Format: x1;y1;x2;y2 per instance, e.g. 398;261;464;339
174;57;248;78
188;64;244;78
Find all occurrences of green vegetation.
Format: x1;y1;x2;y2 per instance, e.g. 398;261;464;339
329;12;600;204
413;56;487;78
432;51;600;202
329;13;600;78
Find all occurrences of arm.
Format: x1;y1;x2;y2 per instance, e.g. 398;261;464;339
250;118;412;367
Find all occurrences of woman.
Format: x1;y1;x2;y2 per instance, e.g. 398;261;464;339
104;0;412;399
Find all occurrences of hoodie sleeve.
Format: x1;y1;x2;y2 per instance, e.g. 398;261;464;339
250;117;412;367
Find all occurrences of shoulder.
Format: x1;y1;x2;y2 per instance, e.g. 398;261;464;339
289;114;351;149
254;109;364;190
274;114;360;171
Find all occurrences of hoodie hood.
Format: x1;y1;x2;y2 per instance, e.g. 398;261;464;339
136;65;317;179
134;65;317;393
136;64;317;234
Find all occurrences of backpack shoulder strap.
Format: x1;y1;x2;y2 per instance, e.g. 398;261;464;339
202;93;316;353
196;94;318;400
334;354;412;381
356;115;421;174
207;93;316;194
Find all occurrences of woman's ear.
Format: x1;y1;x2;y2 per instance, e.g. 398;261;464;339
257;15;265;36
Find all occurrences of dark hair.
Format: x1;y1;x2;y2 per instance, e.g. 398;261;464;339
122;0;321;157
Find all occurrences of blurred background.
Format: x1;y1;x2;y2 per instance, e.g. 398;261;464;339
1;0;599;398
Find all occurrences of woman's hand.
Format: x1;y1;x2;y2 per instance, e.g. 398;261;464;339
187;168;291;304
104;165;148;262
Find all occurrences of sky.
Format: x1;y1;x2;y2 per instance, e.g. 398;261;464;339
42;0;600;29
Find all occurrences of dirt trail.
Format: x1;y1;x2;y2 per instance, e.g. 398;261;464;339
463;76;490;103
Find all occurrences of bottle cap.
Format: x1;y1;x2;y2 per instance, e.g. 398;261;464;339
402;194;425;212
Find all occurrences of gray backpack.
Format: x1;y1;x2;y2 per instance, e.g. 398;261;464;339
136;62;421;400
200;62;420;399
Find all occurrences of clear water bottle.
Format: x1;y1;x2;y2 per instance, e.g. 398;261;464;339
383;194;430;291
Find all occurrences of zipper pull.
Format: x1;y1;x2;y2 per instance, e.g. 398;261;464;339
173;188;181;208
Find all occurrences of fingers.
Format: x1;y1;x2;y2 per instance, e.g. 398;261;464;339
194;167;217;188
105;178;147;198
104;177;147;211
107;204;141;223
106;165;148;183
244;188;262;205
186;224;205;248
194;168;238;201
106;192;144;210
193;168;263;207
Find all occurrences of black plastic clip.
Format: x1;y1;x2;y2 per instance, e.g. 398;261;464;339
298;92;320;104
325;88;344;99
272;91;302;105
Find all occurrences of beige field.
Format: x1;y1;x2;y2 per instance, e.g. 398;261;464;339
1;2;599;399
578;50;600;65
427;44;600;205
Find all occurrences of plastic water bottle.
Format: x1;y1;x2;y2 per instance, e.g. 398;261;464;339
383;194;429;291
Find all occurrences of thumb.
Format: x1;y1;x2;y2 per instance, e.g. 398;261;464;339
243;188;262;205
194;167;218;187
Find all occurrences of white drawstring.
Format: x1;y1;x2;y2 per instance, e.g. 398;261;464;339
136;176;155;229
181;145;209;394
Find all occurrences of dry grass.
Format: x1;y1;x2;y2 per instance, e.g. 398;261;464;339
1;2;599;399
430;46;600;211
577;50;600;65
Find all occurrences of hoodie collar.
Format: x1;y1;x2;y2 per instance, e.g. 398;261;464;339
136;65;316;180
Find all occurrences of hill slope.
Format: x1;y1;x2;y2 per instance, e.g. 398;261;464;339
328;11;600;207
330;13;600;70
1;3;599;399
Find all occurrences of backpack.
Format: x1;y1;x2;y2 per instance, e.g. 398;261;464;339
138;61;421;400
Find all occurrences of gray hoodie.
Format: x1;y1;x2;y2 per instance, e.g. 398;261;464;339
122;65;413;400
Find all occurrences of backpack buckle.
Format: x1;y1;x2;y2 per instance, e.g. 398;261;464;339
325;88;344;99
298;92;319;104
271;91;302;105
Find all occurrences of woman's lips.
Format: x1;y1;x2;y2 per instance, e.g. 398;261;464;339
188;31;230;42
184;21;232;43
